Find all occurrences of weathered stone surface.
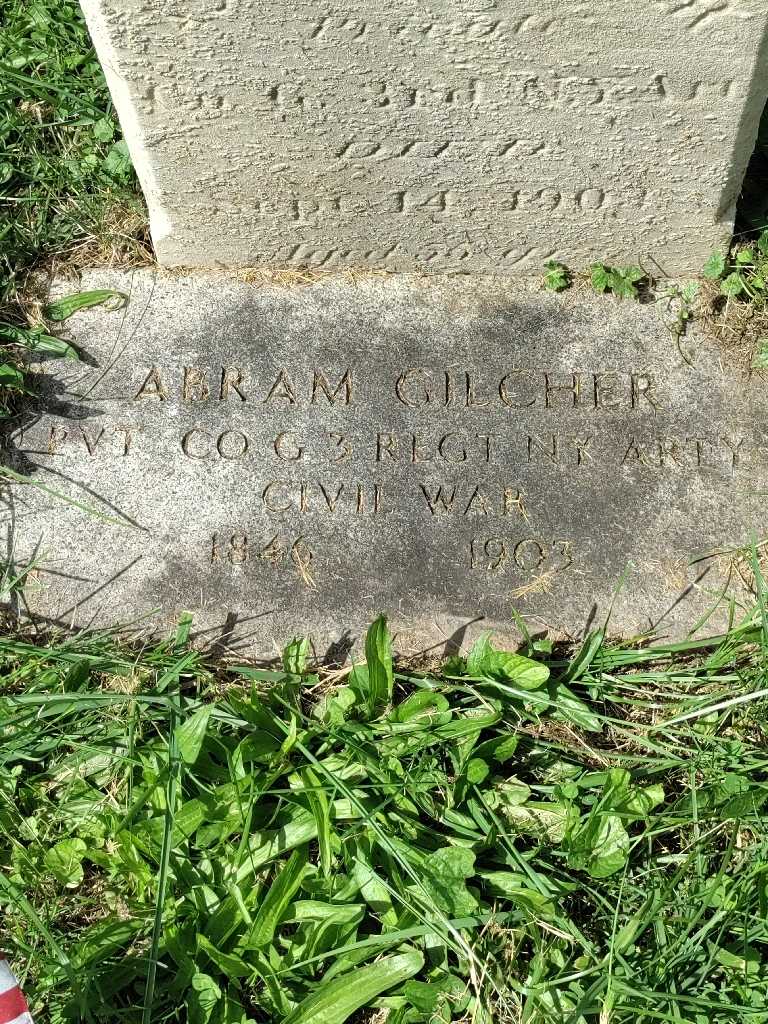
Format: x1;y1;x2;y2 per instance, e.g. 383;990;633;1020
79;0;768;274
3;270;767;654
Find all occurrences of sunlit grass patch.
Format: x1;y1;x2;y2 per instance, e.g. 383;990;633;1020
1;608;767;1023
0;0;147;306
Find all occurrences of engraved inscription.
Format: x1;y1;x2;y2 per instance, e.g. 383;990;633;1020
469;536;573;574
16;271;768;648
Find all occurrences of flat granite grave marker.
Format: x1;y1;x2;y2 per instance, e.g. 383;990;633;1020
78;0;768;273
3;270;766;654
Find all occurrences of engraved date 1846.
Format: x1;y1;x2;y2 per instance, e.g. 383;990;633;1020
210;532;314;569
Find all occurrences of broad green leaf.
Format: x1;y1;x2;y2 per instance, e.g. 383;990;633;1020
164;923;197;973
715;944;762;978
390;690;450;724
494;778;531;806
466;632;494;675
758;230;768;256
363;614;393;717
352;840;398;927
566;812;629;878
473;734;519;764
543;261;570;293
44;838;87;888
403;979;442;1012
232;731;281;768
234;811;318;885
176;706;212;765
246;846;308;948
0;323;80;359
465;758;489;785
720;272;745;297
703;250;727;279
610;278;632;299
197;934;251;978
718;772;750;797
620;265;644;283
104;139;133;178
301;767;333;876
138;798;207;852
92;116;115;142
287;900;365;925
611;272;640;299
466;633;549;690
478;872;555;917
0;363;25;386
550;683;602;732
283;950;424;1024
314;685;356;725
44;289;126;321
283;636;309;675
417;846;478;916
600;767;631;805
495;798;572;843
590;263;613;293
565;774;635;878
186;972;222;1024
71;918;142;969
614;783;665;820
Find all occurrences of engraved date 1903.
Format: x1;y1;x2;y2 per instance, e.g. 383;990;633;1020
470;535;573;574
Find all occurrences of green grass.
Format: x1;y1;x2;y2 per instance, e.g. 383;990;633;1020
1;609;767;1024
0;0;143;305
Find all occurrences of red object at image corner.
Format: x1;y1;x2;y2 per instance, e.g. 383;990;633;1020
0;959;34;1024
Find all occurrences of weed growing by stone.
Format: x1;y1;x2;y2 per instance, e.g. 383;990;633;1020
542;260;571;292
590;263;646;300
656;280;700;345
0;288;123;416
704;231;768;301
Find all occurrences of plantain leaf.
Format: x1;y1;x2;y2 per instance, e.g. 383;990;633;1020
0;323;80;359
175;706;212;765
301;766;333;876
246;846;308;948
283;635;310;675
416;846;478;916
565;812;630;878
390;690;450;724
362;613;393;718
466;632;549;690
0;363;25;386
43;288;126;321
282;949;424;1024
44;837;87;888
186;972;222;1024
196;934;252;978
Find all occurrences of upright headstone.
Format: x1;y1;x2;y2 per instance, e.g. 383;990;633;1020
79;0;768;273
